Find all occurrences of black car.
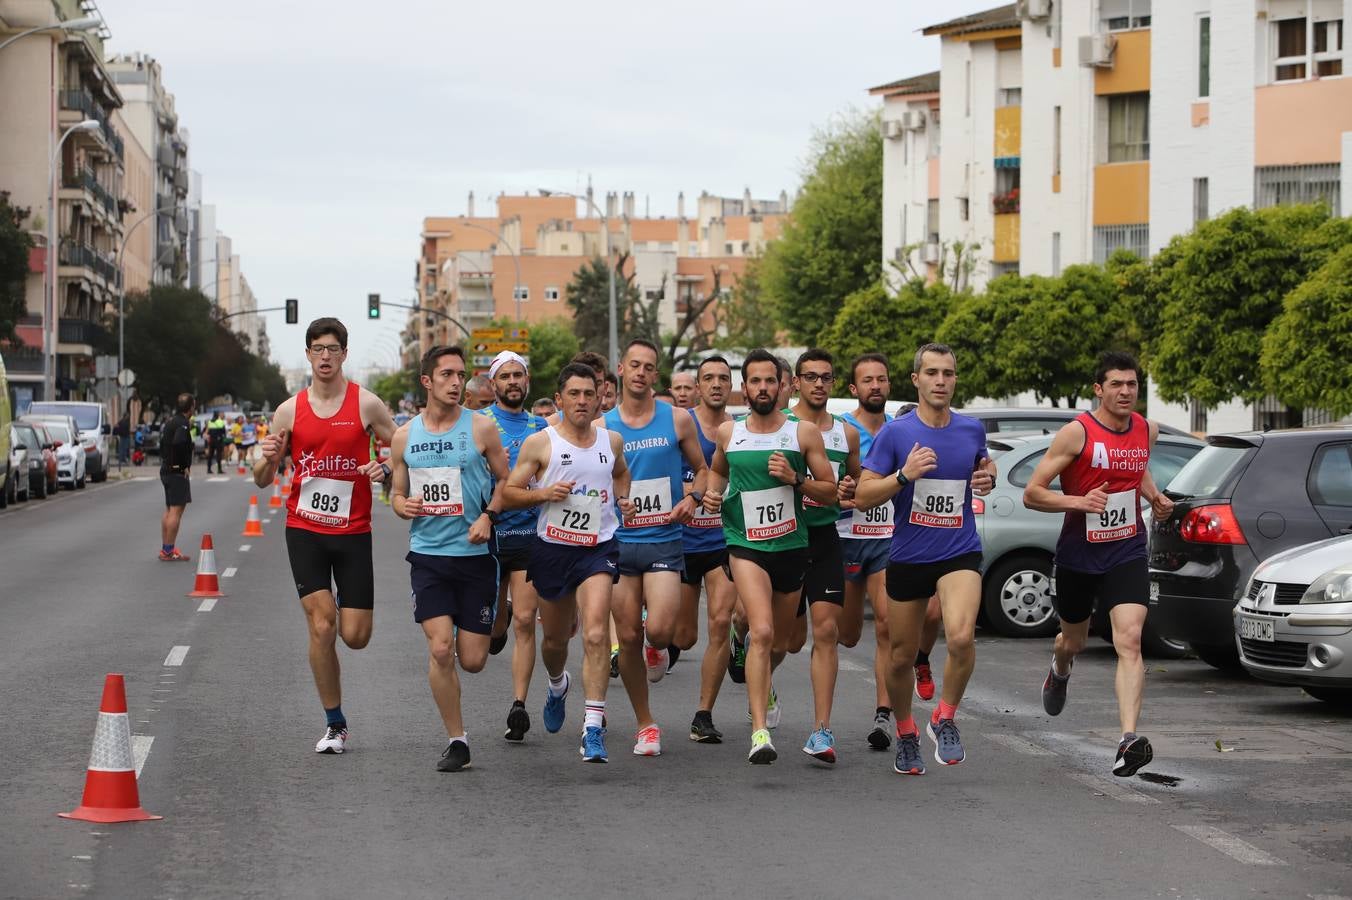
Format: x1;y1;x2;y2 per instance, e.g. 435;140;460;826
958;406;1194;437
1149;426;1352;668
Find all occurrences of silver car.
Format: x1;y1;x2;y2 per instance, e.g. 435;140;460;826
1235;534;1352;706
977;430;1203;651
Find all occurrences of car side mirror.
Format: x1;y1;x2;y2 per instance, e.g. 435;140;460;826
43;443;54;451
52;440;62;448
102;423;111;435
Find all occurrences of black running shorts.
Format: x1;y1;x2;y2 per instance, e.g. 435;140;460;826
1051;557;1149;624
285;527;375;609
682;548;731;586
885;551;983;602
728;545;809;595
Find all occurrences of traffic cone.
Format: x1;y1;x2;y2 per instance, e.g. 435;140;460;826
280;475;291;498
268;476;283;508
241;495;264;537
59;674;161;823
236;456;247;476
187;534;225;598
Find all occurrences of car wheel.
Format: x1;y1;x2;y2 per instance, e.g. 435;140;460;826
76;470;86;489
982;554;1059;638
1303;686;1352;708
92;461;107;482
1189;641;1241;670
0;473;8;509
34;475;47;499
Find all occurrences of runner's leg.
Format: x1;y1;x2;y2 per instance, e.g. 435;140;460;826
613;574;653;728
1109;603;1147;736
674;579;701;651
698;567;736;712
510;570;540;702
884;598;929;728
935;571;982;708
423;615;465;738
538;592;577;682
301;590;342;709
575;572;614;703
867;570;891;708
809;601;842;728
732;558;774;731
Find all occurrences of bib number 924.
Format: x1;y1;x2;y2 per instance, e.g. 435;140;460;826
1098;506;1129;528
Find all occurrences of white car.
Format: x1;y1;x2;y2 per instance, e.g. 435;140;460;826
40;421;87;490
1236;534;1352;707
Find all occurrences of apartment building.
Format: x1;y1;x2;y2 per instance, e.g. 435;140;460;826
877;0;1352;430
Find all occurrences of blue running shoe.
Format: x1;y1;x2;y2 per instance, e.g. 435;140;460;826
543;671;570;734
927;717;965;766
802;726;837;765
894;731;926;775
579;725;608;763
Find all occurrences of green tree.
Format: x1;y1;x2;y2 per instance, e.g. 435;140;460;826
522;317;580;405
762;108;883;344
121;286;216;407
1262;243;1352;418
0;191;36;344
369;366;420;408
565;253;642;358
936;280;1025;403
723;254;779;349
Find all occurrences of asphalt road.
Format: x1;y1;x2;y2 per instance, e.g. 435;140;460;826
2;473;1350;900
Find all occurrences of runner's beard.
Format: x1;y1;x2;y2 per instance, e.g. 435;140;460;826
496;386;525;410
748;393;777;416
860;393;887;414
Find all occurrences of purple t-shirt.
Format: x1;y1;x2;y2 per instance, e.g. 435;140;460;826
862;410;988;564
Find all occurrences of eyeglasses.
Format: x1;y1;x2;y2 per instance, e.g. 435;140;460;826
309;344;344;357
797;372;834;384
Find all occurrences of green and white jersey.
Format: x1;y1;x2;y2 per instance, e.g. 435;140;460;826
722;417;808;552
796;413;848;528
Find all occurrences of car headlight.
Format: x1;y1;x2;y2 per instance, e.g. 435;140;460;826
1302;566;1352;604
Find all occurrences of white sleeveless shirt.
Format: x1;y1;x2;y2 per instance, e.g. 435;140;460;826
535;426;619;546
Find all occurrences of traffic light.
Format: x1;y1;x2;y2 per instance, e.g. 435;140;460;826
368;293;380;320
285;298;298;324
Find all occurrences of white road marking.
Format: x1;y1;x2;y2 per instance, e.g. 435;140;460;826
130;476;154;483
838;658;869;673
239;544;251;552
163;645;190;667
131;735;153;778
1172;825;1287;866
206;476;229;483
1070;772;1158;804
222;567;237;578
986;733;1056;757
197;598;217;612
72;855;92;861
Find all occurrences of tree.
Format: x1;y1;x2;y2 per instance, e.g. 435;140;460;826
936;279;1025;403
761;108;883;344
521;317;580;406
1262;243;1352;418
0;191;36;344
659;266;726;374
820;279;958;401
723;254;779;349
370;366;420;408
565;253;642;359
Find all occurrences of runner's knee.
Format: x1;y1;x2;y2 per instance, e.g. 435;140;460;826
428;638;455;669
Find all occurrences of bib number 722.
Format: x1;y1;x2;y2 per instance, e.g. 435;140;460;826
561;509;592;531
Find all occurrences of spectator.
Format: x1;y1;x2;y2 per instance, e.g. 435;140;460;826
115;412;131;466
206;411;227;474
159;393;196;561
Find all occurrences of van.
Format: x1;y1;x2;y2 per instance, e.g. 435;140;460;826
0;356;11;508
26;400;110;482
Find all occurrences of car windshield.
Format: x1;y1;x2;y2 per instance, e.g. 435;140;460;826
1149;442;1202;491
1166;444;1252;499
44;423;73;444
13;425;38;450
29;403;99;430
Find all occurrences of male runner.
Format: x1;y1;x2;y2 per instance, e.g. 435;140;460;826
669;370;698;409
480;351;549;742
503;363;635;762
1023;350;1172;777
254;318;397;754
835;353;900;750
548;351;607;426
853;343;995;775
600;371;618;413
389;345;510;771
705;349;840;764
674;356;738;743
602;339;709;756
463;374;495;411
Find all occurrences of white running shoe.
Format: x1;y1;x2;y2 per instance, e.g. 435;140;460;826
766;687;781;730
633;724;662;756
315;725;348;754
644;643;668;683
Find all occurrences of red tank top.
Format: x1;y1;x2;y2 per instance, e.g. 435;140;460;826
1055;411;1149;572
285;382;373;534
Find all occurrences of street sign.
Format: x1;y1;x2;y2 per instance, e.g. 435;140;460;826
473;355;530;368
484;341;530;354
471;327;530;343
117;368;136;387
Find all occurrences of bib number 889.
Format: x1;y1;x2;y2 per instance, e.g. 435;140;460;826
422;483;452;502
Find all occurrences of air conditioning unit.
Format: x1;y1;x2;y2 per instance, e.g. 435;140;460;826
902;110;926;130
1018;0;1052;20
1079;33;1117;67
883;119;906;141
922;242;941;264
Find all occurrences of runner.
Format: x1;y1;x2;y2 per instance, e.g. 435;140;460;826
480;351;549;742
1023;350;1172;777
669;370;697;409
704;349;841;765
787;349;860;765
852;342;995;775
463;374;494;411
834;353;899;750
548;351;608;426
674;356;738;743
602;339;709;756
253;317;397;755
600;371;619;413
388;345;510;771
502;362;635;763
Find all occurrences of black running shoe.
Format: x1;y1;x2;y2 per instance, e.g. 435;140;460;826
504;701;530;743
1042;662;1070;716
489;599;513;656
689;710;723;743
1113;734;1153;777
867;709;893;751
728;626;747;684
667;645;681;672
437;740;471;772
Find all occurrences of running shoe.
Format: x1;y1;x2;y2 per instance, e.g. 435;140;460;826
748;728;777;765
645;643;669;683
766;687;781;730
437;740;471;772
667;645;681;672
893;731;926;775
543;671;569;734
609;646;620;679
489;599;513;656
1113;734;1153;777
927;716;965;766
802;726;837;765
579;725;608;763
1042;659;1071;717
634;724;662;756
157;548;190;562
689;710;723;744
914;662;935;701
315;725;348;754
867;709;893;751
728;626;747;684
504;700;530;743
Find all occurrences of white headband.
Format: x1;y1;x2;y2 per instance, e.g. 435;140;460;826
488;350;528;379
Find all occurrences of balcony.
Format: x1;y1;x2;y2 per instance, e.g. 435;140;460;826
993;213;1021;263
157;143;177;168
59;240;121;289
60;91;125;161
63;167;117;216
173;168;189;196
156;193;177;214
1;344;44;375
58;318;109;347
457;299;496;316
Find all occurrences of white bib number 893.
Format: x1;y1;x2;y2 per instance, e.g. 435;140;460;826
298;476;354;526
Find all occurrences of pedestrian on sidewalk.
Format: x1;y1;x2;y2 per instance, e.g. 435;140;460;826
115;412;131;467
159;393;196;561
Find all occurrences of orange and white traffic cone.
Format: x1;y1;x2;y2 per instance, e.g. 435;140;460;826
268;477;283;508
236;456;247;476
187;534;225;598
280;475;291;498
59;674;161;823
241;495;264;537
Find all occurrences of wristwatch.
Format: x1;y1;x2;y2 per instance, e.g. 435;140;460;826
895;470;909;489
793;471;806;488
379;462;392;480
486;509;501;525
689;490;705;505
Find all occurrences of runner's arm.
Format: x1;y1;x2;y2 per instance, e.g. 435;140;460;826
360;389;398;444
503;432;571;509
672;410;707;521
472;418;510;543
1140;420;1174;519
252;398;295;488
838;422;861;507
854;429;937;510
610;431;635;521
790;421;840;506
389;426;423;520
702;422;732;511
1022;422;1099;513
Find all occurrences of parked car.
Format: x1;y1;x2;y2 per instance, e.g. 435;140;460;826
26;400;110;482
6;423;31;504
1235;534;1352;706
978;429;1204;651
1150;427;1352;669
959;406;1195;438
10;422;50;500
0;356;10;510
29;419;86;489
27;422;60;495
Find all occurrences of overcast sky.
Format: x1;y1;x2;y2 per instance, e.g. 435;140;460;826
99;0;991;371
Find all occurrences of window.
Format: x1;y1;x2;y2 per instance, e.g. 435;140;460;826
1189;400;1209;434
958;197;970;222
1102;0;1151;30
1093;224;1149;263
1315;17;1344;75
1254;164;1341;216
1275;17;1308;79
926;199;940;243
1193;177;1209;225
512;286;529;302
1052;232;1062;275
999;87;1022;106
1107;92;1150;162
543;286;559;302
1308;444;1352;507
1053;106;1062;176
1198;16;1211;97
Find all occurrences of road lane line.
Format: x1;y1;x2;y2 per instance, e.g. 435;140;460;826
222;567;237;578
197;598;217;612
1172;825;1287;866
131;735;153;778
838;658;869;673
239;544;251;552
1070;772;1158;804
163;645;190;667
986;733;1056;756
207;476;229;483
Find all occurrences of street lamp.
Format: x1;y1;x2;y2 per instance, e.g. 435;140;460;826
540;188;617;372
116;205;179;400
0;15;102;54
448;221;523;321
43;118;101;400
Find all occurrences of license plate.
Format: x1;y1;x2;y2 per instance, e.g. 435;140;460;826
1239;615;1274;643
1149;581;1160;604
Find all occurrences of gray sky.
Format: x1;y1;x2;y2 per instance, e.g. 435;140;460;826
99;0;991;371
